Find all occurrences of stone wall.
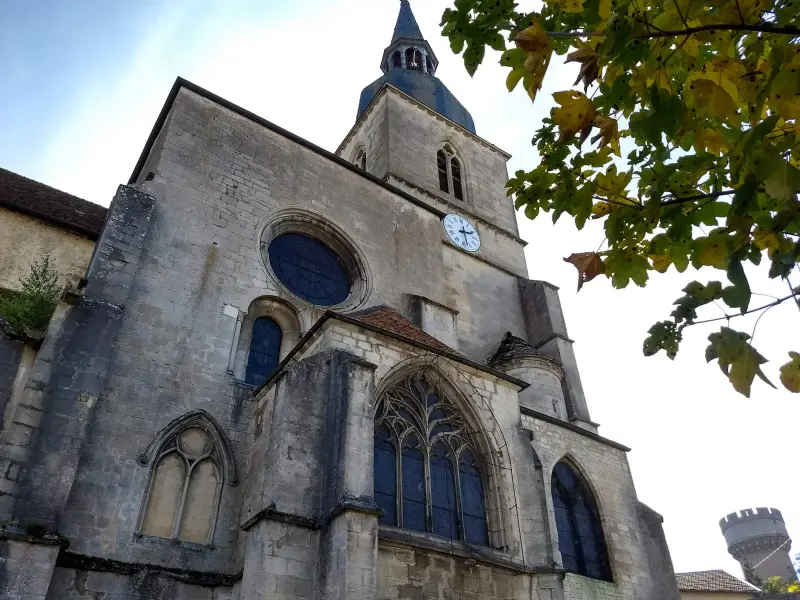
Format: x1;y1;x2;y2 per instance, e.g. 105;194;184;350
523;414;681;600
0;207;95;292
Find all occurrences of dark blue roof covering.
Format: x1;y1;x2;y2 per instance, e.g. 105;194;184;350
393;0;424;41
358;68;477;134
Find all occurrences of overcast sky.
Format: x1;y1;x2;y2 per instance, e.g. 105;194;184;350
1;0;798;579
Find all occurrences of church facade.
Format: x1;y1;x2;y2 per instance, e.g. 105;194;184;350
0;3;680;599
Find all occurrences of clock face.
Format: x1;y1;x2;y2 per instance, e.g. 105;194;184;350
443;214;481;253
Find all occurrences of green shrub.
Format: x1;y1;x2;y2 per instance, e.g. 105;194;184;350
0;255;62;336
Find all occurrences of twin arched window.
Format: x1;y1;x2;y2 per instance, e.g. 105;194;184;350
355;147;367;171
245;317;282;386
437;145;464;201
551;461;612;581
140;425;222;545
373;373;489;546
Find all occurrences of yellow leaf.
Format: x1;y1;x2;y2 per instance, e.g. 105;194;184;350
769;53;800;121
681;35;700;58
752;227;780;253
592;202;612;218
648;68;672;93
697;233;730;269
595;164;632;199
686;77;741;126
650;254;671;273
598;0;612;19
514;18;553;102
546;0;584;13
779;352;800;393
694;128;729;156
551;90;597;140
563;252;606;291
507;67;524;92
592;115;620;154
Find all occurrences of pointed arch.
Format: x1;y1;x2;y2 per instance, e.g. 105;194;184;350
550;456;612;581
373;363;503;548
137;410;238;486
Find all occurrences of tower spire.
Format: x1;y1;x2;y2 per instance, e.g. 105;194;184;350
392;0;424;42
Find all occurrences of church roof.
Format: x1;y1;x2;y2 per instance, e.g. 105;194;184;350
349;305;453;353
676;570;761;593
392;0;424;41
0;167;107;240
488;331;543;366
358;70;477;134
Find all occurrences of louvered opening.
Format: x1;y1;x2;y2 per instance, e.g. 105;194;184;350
451;158;463;201
437;150;449;193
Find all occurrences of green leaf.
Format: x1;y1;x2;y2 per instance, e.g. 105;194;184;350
643;320;681;359
605;248;650;288
721;259;751;314
506;67;525;92
672;281;723;323
706;327;775;397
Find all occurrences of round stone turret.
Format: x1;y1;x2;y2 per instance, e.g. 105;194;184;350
719;507;796;584
488;332;567;420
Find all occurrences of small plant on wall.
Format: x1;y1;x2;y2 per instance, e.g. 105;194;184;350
0;254;62;337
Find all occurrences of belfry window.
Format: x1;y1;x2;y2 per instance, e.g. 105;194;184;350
140;426;222;545
405;47;423;71
245;317;282;386
373;373;489;546
437;145;464;201
355;147;367;171
391;51;402;69
551;461;612;581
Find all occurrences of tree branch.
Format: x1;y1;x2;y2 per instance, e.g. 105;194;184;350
546;23;800;39
691;294;795;325
661;189;736;206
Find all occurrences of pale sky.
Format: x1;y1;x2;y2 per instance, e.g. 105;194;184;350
1;0;797;579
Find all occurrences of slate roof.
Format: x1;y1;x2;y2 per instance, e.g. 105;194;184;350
392;0;424;41
488;332;542;366
348;305;453;353
0;168;107;239
676;570;761;594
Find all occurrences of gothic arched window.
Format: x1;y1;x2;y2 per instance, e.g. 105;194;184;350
437;145;465;201
405;47;422;71
245;317;282;386
140;426;223;545
551;461;612;581
355;147;367;171
374;373;489;546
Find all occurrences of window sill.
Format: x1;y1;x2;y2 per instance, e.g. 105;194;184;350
378;525;540;574
134;533;215;553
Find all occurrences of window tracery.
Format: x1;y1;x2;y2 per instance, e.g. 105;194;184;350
374;372;489;546
140;425;223;545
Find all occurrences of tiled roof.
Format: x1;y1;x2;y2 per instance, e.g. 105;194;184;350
348;305;453;353
0;168;107;239
676;570;760;593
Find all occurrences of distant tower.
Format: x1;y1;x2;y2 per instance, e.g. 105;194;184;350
720;507;797;585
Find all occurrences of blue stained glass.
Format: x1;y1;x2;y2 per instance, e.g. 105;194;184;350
245;318;282;386
551;462;612;582
268;234;351;306
401;436;426;531
431;444;458;539
374;427;397;526
459;451;488;546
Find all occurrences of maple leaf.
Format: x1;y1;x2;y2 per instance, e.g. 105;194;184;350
551;90;596;140
567;44;600;91
706;327;775;397
779;352;800;393
545;0;584;13
694;128;729;156
563;252;606;291
591;115;620;154
594;164;632;200
513;19;553;102
686;75;741;126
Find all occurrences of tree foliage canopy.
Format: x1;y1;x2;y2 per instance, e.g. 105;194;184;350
441;0;800;396
0;255;62;337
